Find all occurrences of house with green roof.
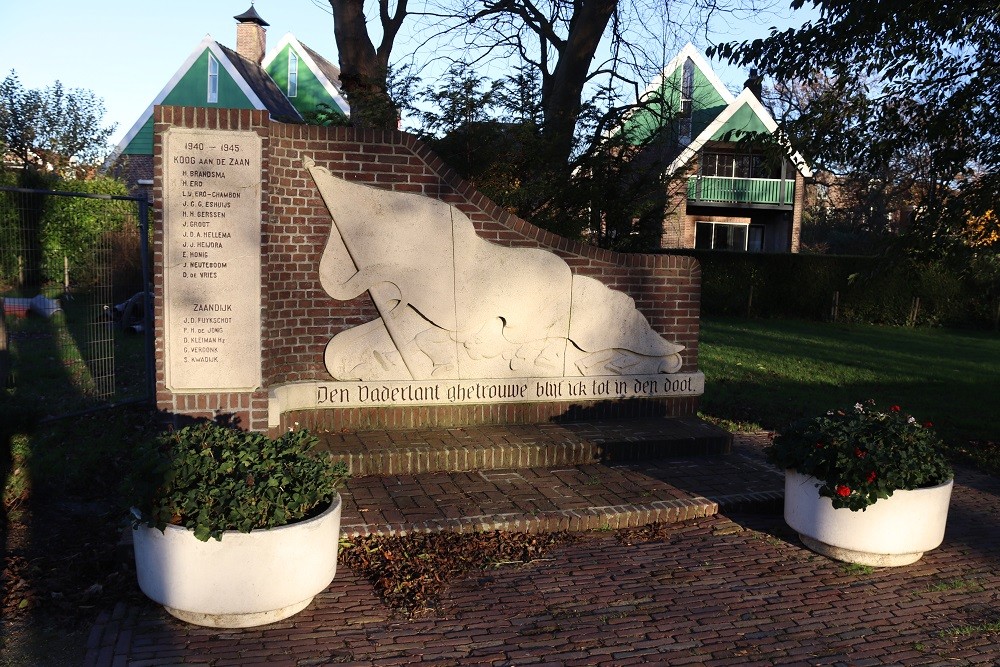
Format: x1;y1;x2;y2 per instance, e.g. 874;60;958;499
623;43;812;252
262;33;350;123
106;6;349;196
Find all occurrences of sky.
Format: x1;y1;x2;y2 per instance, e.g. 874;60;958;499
0;0;816;151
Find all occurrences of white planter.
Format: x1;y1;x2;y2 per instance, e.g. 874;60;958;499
784;470;953;567
133;494;342;628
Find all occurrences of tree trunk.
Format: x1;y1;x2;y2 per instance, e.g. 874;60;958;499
16;168;48;289
329;0;399;129
540;0;617;166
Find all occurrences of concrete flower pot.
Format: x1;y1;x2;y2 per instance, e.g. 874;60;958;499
133;493;342;627
784;470;953;567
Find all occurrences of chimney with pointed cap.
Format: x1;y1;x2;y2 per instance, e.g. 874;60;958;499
744;68;763;102
234;4;269;64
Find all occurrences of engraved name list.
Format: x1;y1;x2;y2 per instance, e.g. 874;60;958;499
163;128;262;392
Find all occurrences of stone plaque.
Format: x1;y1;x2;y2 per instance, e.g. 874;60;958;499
163;127;262;392
269;373;704;427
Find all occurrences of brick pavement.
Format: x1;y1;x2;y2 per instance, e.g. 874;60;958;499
84;434;1000;666
336;432;780;537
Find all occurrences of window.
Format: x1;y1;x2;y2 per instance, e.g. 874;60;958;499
288;51;299;98
680;58;694;113
207;54;219;103
701;152;776;179
695;221;764;251
679;58;694;142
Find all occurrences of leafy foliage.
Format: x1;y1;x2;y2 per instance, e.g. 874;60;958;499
37;177;135;285
767;401;953;511
713;0;1000;261
0;70;116;179
129;423;349;542
302;102;352;127
684;249;999;328
419;65;671;245
713;0;998;169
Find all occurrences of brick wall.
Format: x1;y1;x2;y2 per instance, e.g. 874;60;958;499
791;171;805;253
661;161;697;249
153;106;703;432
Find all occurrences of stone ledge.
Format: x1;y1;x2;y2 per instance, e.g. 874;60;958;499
340;496;722;537
319;417;732;476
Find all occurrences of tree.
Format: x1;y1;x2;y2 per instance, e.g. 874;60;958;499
710;0;1000;231
0;71;116;182
325;0;411;128
715;5;1000;325
460;0;619;168
418;65;672;243
455;0;770;170
0;72;117;287
762;75;930;252
418;61;501;136
320;0;765;228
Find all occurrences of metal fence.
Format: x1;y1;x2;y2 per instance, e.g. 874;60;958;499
0;185;153;417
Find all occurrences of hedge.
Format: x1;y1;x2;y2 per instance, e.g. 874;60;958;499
663;250;998;329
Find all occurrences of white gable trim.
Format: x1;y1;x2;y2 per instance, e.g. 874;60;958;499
666;88;813;178
263;33;351;115
635;42;736;107
260;32;295;69
608;42;735;140
105;36;268;167
208;40;268;109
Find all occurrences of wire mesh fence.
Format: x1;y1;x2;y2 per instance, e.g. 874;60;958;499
0;184;152;417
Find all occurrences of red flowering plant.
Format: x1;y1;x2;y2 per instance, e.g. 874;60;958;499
767;401;953;511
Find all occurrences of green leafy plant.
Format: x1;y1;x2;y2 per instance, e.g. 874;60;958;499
129;422;349;541
767;401;953;511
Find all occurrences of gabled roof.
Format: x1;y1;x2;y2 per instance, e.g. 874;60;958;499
105;35;304;167
636;42;735;109
262;33;351;115
218;43;301;120
666;88;813;178
617;42;734;145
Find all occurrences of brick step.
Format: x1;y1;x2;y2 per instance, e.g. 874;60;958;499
337;434;783;537
316;416;733;477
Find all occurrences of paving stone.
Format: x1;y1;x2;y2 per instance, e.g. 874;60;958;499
80;432;1000;666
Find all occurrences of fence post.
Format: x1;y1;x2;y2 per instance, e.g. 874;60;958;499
0;299;7;389
907;296;921;327
138;197;155;403
831;291;840;322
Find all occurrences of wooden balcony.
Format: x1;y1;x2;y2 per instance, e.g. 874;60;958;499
687;176;794;208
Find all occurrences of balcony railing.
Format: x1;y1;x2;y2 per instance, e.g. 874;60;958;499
687;176;794;206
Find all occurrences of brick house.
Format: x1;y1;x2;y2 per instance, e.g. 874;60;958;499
105;5;349;197
622;44;812;252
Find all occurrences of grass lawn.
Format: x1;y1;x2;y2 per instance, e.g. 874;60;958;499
698;317;1000;453
4;297;147;416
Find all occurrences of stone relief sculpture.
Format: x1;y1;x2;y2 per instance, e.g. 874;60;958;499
303;157;684;381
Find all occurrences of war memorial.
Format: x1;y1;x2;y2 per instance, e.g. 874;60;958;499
153;105;725;461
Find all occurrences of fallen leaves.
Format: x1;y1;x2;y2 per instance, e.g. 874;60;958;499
339;530;576;615
1;505;139;625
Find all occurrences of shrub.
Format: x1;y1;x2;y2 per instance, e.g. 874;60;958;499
129;422;349;541
40;177;135;287
767;401;953;511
